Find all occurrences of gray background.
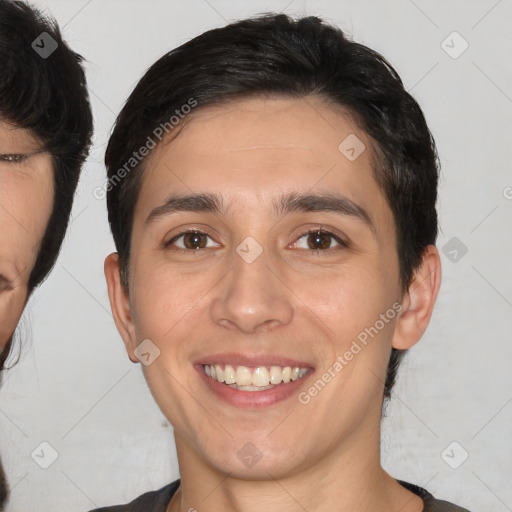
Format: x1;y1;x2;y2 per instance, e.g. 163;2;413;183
0;0;511;510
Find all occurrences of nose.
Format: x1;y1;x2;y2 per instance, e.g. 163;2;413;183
210;245;293;334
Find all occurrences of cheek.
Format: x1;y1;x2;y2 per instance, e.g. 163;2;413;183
0;161;53;348
130;260;208;342
304;263;396;337
0;288;27;347
301;263;400;398
0;171;53;277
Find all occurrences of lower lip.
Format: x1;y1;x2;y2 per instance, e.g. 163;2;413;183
196;366;313;408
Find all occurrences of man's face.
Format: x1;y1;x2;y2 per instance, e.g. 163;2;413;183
0;121;53;349
113;97;405;478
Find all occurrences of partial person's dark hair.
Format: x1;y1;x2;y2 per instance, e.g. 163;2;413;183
0;0;93;372
0;454;5;512
105;13;439;402
0;1;92;505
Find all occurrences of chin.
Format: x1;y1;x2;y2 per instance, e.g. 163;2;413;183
197;434;311;481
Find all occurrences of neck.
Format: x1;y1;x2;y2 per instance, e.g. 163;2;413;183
168;421;423;512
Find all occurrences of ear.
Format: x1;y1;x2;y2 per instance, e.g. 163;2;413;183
392;245;442;350
104;253;139;363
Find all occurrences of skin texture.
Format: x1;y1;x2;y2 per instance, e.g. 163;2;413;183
105;96;441;512
0;121;53;351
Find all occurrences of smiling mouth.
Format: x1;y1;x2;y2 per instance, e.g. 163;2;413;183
203;364;310;391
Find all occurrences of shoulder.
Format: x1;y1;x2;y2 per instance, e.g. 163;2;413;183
88;479;180;512
399;480;472;512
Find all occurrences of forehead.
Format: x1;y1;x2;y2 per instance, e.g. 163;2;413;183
134;96;392;233
153;96;367;169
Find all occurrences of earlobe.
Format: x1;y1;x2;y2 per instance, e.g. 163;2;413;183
104;253;139;363
392;245;442;350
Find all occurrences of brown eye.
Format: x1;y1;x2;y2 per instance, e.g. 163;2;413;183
182;232;207;249
0;154;27;163
165;231;219;251
293;229;347;253
307;231;332;250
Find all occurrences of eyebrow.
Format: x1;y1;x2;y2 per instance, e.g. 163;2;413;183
145;191;374;230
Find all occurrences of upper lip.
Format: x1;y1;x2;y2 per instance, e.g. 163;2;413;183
194;353;314;369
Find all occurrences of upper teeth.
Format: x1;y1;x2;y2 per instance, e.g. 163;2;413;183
204;364;308;387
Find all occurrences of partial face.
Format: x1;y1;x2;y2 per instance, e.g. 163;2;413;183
110;96;407;478
0;121;53;349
